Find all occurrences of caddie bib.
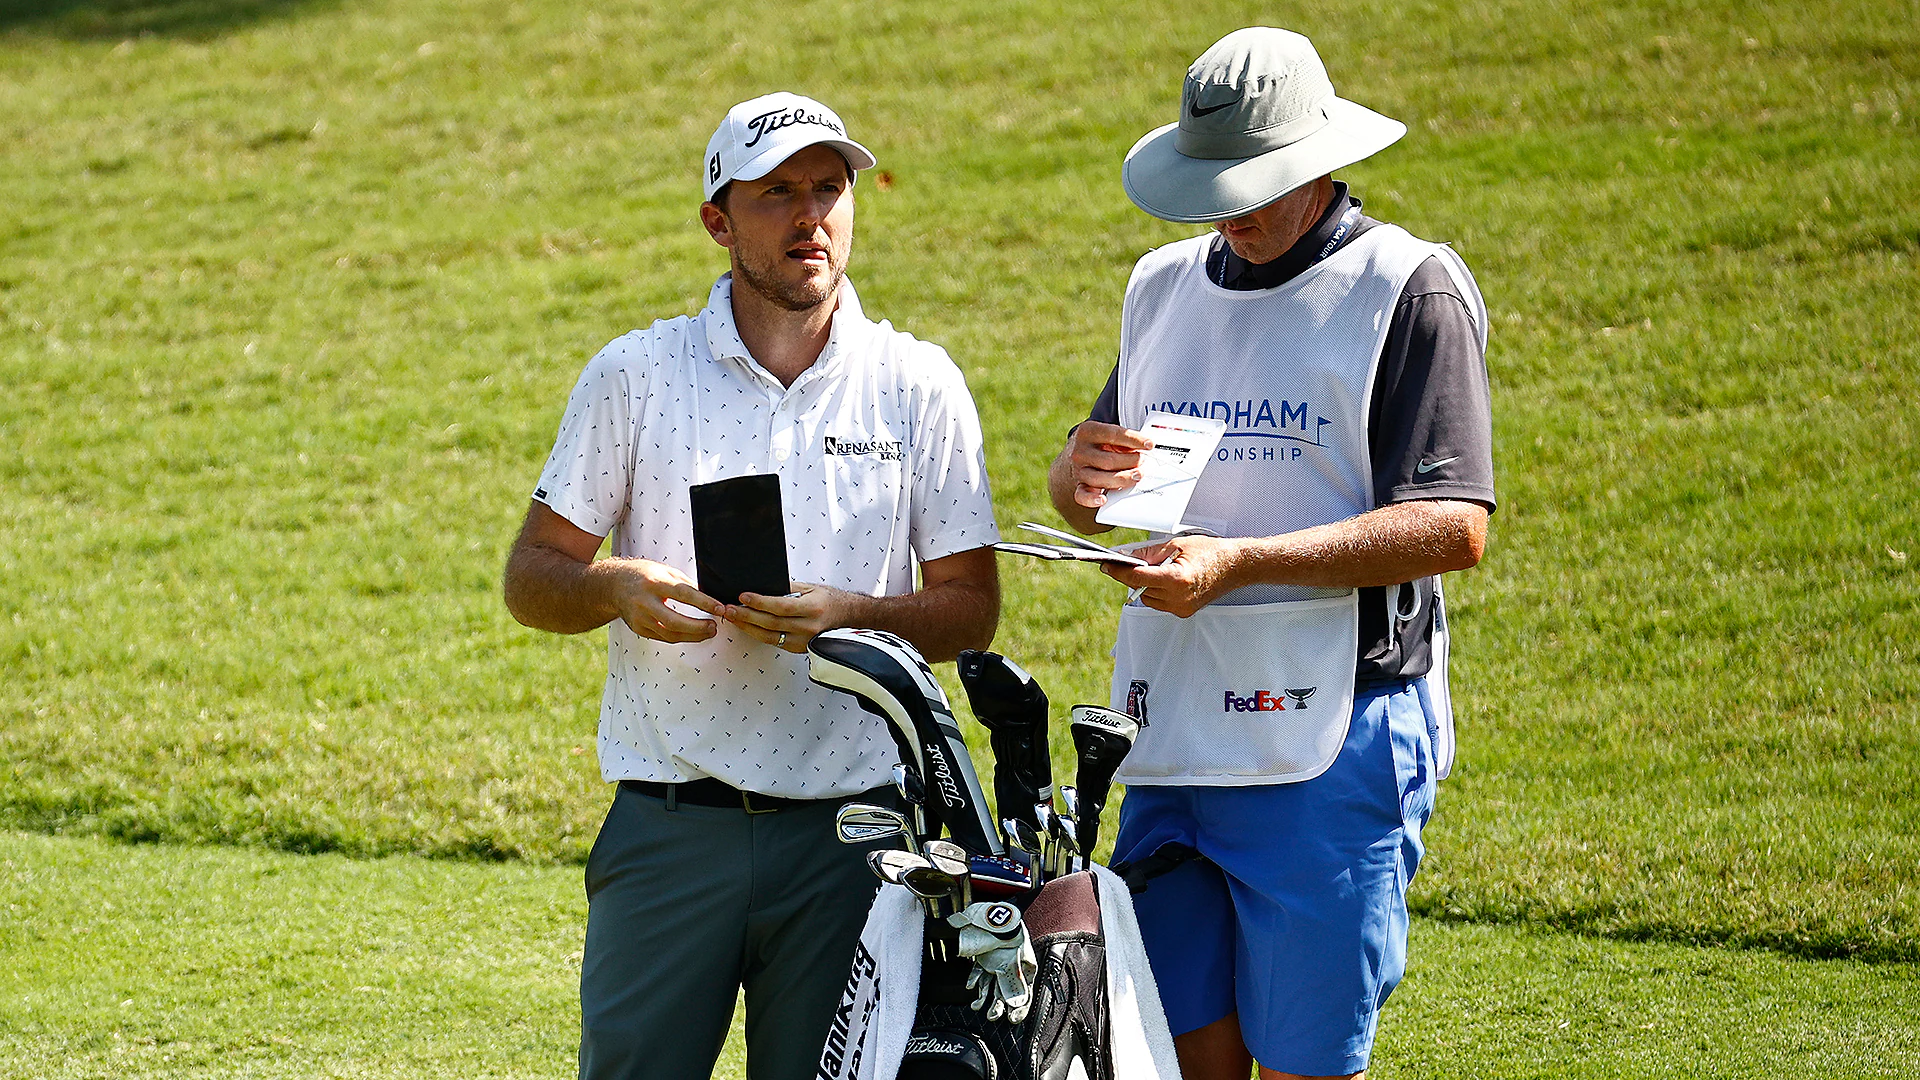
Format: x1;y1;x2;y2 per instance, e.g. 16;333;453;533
1108;224;1474;785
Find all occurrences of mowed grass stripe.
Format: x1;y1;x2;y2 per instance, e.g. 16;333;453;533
2;0;1916;959
5;831;1918;1079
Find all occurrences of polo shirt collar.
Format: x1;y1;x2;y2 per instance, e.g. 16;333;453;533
700;273;868;378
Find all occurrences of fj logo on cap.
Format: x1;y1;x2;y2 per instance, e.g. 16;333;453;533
709;154;722;183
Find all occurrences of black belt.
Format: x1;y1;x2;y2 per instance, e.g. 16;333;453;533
620;777;825;814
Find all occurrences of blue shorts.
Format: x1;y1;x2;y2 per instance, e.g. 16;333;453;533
1111;679;1439;1077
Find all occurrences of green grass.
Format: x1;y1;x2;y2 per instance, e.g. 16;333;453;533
0;0;1914;989
6;830;1919;1079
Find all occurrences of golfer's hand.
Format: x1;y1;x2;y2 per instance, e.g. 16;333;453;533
726;583;858;653
1063;422;1153;509
1103;535;1246;618
607;559;724;643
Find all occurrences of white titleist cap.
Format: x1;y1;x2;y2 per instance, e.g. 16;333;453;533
703;92;877;201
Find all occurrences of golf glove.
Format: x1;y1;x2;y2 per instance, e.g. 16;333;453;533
949;902;1037;1024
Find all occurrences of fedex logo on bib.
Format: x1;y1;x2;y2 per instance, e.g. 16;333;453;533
1223;687;1317;712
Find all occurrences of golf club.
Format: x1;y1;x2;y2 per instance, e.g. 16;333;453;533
835;803;918;853
956;650;1053;839
1001;816;1041;881
1057;785;1080;872
868;847;927;886
1034;803;1058;879
808;629;1004;857
924;839;972;908
1050;814;1079;877
891;762;932;847
1069;704;1140;873
870;848;951;921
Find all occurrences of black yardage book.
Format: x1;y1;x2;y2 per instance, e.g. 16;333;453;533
689;474;792;605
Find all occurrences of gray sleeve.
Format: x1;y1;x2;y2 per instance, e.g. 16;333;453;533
1369;256;1496;511
1082;361;1120;428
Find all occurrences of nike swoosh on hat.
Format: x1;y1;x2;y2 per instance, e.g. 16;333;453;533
1189;97;1238;118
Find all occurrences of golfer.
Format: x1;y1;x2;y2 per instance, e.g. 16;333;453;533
504;92;1000;1080
1050;28;1495;1080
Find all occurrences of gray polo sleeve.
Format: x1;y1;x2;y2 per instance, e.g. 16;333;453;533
1368;256;1496;511
1081;362;1121;428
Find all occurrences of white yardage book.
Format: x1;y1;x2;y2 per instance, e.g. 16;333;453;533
993;522;1149;567
1094;412;1227;533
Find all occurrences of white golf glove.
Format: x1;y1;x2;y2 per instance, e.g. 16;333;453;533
949;901;1038;1024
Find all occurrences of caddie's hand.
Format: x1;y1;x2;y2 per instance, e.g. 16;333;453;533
1103;535;1246;618
607;558;725;643
1063;422;1153;509
725;582;857;653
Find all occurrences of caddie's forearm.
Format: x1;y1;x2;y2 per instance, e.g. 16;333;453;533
1231;499;1488;590
503;544;624;635
840;578;1000;663
1047;443;1110;535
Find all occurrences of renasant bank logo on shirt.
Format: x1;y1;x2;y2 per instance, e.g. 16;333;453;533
823;436;905;461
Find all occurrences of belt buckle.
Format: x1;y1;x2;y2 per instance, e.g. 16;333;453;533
741;791;779;815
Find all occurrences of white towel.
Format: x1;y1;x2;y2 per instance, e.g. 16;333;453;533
816;870;1183;1079
1091;863;1184;1079
816;884;923;1080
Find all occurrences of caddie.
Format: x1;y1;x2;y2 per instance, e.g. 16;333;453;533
1048;28;1495;1080
504;92;1001;1080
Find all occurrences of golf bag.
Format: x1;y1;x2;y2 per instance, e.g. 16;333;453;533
904;871;1112;1080
816;866;1179;1080
807;634;1179;1080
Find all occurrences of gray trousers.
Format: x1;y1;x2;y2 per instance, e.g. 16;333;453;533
578;783;887;1080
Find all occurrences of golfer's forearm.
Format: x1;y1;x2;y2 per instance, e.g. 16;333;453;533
843;580;999;663
1047;447;1110;535
1233;500;1487;590
503;546;622;634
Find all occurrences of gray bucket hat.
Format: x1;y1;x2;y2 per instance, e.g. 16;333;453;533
1122;28;1407;223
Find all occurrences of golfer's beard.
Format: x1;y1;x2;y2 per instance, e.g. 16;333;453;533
732;249;844;312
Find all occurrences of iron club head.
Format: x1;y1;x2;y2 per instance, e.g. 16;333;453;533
836;803;916;851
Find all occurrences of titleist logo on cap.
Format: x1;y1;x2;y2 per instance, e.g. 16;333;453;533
745;106;846;149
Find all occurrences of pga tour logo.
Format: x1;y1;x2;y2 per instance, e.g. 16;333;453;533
1126;679;1150;726
1222;687;1316;712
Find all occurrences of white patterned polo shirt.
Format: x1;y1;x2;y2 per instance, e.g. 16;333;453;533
533;274;1001;797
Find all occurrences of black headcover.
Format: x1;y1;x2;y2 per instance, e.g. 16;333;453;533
957;650;1053;836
